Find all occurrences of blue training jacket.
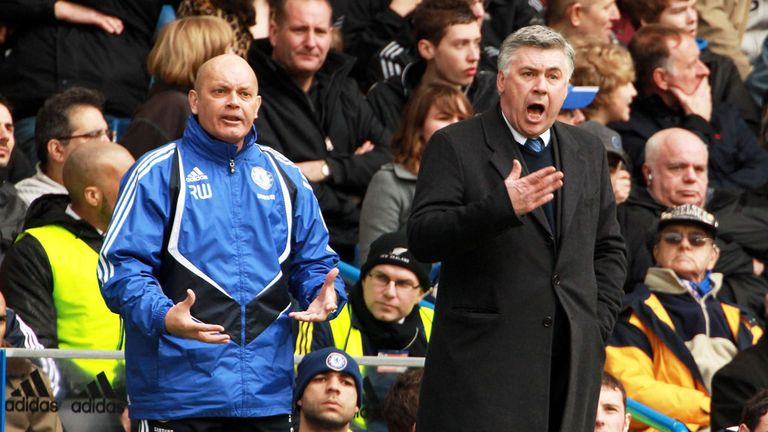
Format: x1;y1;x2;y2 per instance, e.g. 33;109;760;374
98;116;346;420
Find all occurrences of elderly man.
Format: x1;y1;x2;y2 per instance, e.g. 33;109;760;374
618;127;768;321
99;54;345;430
611;24;768;192
294;347;362;432
619;0;760;133
606;204;762;431
247;0;391;262
14;87;112;206
295;230;434;430
407;25;626;431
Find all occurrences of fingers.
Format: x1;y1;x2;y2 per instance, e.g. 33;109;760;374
179;289;196;309
507;159;522;181
97;15;124;34
324;267;340;287
289;311;326;322
187;320;229;343
198;332;230;344
508;166;564;216
354;141;375;155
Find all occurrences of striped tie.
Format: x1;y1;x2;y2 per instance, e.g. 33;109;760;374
524;137;543;153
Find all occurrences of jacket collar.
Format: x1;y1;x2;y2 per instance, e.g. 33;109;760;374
391;163;417;180
400;59;494;103
182;115;258;163
249;38;356;90
644;267;723;297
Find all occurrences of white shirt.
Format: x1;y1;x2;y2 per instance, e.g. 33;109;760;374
500;111;552;149
14;164;67;206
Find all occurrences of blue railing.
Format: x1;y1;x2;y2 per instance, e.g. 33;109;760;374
627;398;690;432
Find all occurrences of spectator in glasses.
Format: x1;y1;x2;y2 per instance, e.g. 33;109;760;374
605;204;763;432
295;230;433;431
14;87;112;207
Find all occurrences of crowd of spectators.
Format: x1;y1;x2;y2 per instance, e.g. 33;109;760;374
2;0;768;430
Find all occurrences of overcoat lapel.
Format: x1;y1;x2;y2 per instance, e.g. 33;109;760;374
553;122;587;240
482;108;553;238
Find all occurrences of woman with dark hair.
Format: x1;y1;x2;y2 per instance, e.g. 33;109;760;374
359;83;473;260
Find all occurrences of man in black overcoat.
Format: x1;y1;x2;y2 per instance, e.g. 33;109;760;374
408;25;626;431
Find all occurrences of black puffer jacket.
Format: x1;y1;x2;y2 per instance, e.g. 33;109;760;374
248;39;391;253
611;94;768;193
367;59;499;134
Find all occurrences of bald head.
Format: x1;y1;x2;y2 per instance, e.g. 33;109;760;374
645;128;707;168
194;54;258;93
64;142;135;231
643;128;709;207
189;54;262;149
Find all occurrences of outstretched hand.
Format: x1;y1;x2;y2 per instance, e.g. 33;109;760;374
164;289;230;344
505;159;564;217
290;268;340;322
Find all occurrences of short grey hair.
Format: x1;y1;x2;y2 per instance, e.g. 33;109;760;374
497;25;575;79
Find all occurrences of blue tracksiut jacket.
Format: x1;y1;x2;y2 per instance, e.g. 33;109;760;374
98;116;346;420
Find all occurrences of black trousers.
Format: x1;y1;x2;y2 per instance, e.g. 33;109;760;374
134;415;291;432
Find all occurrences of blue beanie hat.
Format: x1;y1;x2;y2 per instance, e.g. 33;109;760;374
294;347;363;408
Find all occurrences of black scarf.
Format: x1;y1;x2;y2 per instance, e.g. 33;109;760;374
348;282;428;357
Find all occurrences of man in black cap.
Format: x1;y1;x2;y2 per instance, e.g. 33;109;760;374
604;204;763;431
295;230;433;431
294;347;363;432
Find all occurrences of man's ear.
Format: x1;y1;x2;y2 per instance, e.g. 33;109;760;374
566;2;584;27
417;39;435;61
708;243;720;270
83;185;101;208
496;70;506;93
188;90;199;115
642;164;652;186
47;139;65;164
268;19;279;47
652;67;670;91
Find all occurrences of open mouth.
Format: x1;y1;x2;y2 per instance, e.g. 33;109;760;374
527;103;546;121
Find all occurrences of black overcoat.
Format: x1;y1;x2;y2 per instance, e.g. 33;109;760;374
408;107;626;431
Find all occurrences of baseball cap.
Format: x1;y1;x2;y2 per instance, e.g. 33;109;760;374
658;204;718;237
561;85;599;110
